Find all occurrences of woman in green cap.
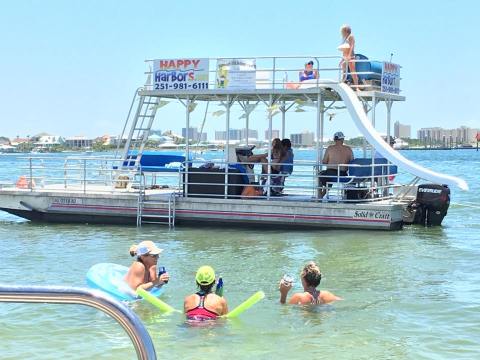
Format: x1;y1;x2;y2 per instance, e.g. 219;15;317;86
184;266;228;320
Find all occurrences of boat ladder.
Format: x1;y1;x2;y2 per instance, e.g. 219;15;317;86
137;186;176;228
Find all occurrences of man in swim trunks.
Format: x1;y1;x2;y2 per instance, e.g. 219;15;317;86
184;266;228;320
279;261;342;305
124;240;170;291
319;131;354;198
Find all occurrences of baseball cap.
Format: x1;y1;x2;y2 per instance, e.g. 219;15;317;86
195;266;216;285
334;131;345;140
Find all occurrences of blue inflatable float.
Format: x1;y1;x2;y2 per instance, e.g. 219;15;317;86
86;263;163;301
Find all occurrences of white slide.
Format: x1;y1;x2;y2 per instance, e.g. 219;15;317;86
318;82;469;190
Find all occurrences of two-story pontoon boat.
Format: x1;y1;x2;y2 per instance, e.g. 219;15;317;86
0;56;468;230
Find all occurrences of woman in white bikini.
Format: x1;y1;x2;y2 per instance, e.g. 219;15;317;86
338;24;360;88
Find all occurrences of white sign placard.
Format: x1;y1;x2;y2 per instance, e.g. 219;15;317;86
153;58;209;91
216;58;256;90
381;62;401;94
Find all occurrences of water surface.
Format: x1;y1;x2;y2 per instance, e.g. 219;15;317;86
0;149;479;359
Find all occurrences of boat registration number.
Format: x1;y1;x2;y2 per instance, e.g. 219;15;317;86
52;197;81;205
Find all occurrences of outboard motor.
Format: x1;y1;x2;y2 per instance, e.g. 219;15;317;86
409;184;450;226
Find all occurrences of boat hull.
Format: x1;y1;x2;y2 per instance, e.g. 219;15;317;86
0;188;404;230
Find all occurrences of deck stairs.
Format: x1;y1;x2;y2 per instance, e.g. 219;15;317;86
121;94;160;169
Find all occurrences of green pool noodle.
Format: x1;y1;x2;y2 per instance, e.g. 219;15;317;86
136;288;179;313
222;291;265;319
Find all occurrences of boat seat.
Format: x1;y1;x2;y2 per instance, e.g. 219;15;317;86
116;152;187;172
323;158;398;200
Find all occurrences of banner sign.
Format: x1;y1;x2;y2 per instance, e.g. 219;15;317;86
381;62;401;94
153;58;209;90
216;59;256;90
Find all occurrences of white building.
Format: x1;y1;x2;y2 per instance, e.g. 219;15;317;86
417;126;480;144
265;129;280;140
33;134;64;148
394;121;411;138
290;131;314;147
64;136;94;148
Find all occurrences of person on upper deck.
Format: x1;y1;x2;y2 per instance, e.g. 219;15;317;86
124;241;170;291
338;24;360;89
279;261;342;305
319;131;354;198
184;266;228;321
299;60;319;82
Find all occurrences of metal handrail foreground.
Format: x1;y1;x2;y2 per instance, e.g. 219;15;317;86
0;285;157;360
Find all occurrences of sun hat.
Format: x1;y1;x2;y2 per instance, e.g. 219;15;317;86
133;240;163;256
334;131;345;140
195;266;216;285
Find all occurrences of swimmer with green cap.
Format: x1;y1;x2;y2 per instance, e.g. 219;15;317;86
184;266;228;320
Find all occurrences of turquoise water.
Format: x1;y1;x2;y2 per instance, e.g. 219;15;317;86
0;150;479;359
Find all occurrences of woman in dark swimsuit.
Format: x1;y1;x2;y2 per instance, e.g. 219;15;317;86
124;240;169;291
184;266;228;320
279;261;342;305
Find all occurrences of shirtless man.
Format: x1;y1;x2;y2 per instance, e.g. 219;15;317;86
319;131;354;198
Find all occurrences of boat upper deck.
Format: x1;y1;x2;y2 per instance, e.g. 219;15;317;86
139;88;405;103
140;55;404;103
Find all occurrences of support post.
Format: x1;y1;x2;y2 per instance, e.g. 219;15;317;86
370;94;377;158
184;97;190;198
386;99;393;146
281;100;286;139
224;95;231;199
245;101;249;146
316;92;323;198
266;94;273;199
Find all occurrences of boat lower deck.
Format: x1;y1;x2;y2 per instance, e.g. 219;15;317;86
0;185;405;230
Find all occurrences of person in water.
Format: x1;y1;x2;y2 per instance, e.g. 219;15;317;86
124;240;170;291
184;266;228;320
279;261;342;305
338;24;359;88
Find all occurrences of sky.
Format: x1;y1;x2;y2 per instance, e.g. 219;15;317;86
0;0;479;140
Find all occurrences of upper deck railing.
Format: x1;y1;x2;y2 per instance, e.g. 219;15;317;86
142;55;401;94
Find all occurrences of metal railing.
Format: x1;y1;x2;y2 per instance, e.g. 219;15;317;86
142;55;398;93
0;285;156;360
179;158;403;202
9;155;180;194
4;154;412;204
